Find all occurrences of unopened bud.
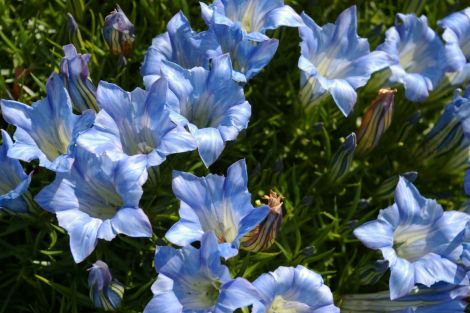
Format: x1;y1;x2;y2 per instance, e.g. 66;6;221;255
88;261;124;311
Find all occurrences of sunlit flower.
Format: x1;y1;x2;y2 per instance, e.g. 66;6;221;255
35;148;151;263
59;44;98;112
298;6;391;116
0;130;32;212
144;232;261;313
161;54;251;167
252;265;340;313
1;73;95;172
354;177;470;299
166;159;269;259
88;260;124;311
377;13;447;102
77;77;196;168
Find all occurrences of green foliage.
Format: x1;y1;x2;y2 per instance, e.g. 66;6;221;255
0;0;469;312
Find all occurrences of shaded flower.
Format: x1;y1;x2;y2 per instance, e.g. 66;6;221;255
35;148;151;263
0;73;95;172
356;88;396;155
59;44;98;112
144;231;261;313
439;8;470;73
240;190;283;252
252;265;340;313
0;130;32;212
104;5;135;62
377;13;447;102
328;133;356;183
88;260;124;311
165;159;269;259
161;54;251;167
141;12;221;89
200;0;303;41
77;77;196;168
341;283;470;313
206;19;279;82
354;177;470;299
298;6;391;116
66;13;84;50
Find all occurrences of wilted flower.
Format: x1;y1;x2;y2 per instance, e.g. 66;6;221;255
354;177;470;299
141;12;221;88
35;148;151;263
103;5;135;62
88;260;124;311
66;13;84;50
328;133;356;183
240;190;283;252
165;159;269;259
0;130;32;212
77;77;196;168
161;54;251;167
0;73;95;172
59;44;98;112
377;13;447;102
341;283;470;313
298;6;391;116
252;265;340;313
144;232;261;313
200;0;303;41
356;88;396;155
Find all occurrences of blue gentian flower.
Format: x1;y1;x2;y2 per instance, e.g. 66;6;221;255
0;130;32;212
77;77;196;168
439;8;470;73
341;283;470;312
161;54;251;167
1;73;95;172
166;159;269;259
200;0;303;41
144;231;261;313
104;5;135;62
252;265;340;313
88;260;124;311
35;148;152;263
377;13;447;102
354;177;470;299
141;12;221;89
59;44;98;112
206;19;279;82
298;6;391;116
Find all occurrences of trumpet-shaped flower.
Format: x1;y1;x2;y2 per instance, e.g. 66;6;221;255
88;260;124;311
200;0;303;41
144;232;261;313
0;130;32;212
141;12;221;89
161;54;251;167
298;6;391;116
77;78;196;168
252;265;340;313
1;73;95;172
59;44;98;112
35;148;151;263
341;283;470;313
165;159;269;259
354;177;470;299
377;13;447;102
439;8;470;72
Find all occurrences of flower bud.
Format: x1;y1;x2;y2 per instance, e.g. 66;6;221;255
103;5;135;63
356;88;396;155
88;260;124;311
374;171;417;201
328;133;356;183
66;13;84;50
241;191;283;252
59;44;98;112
